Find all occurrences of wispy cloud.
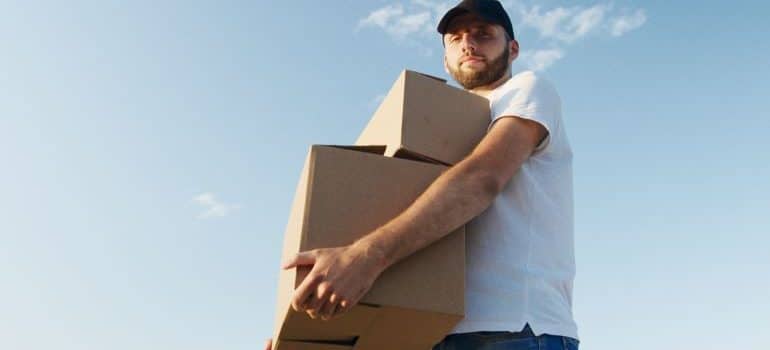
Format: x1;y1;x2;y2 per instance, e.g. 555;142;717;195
358;4;405;31
517;3;646;42
357;4;433;39
512;2;646;70
518;4;609;43
413;0;453;15
519;48;565;72
358;1;648;72
357;0;453;41
192;192;240;219
610;9;647;37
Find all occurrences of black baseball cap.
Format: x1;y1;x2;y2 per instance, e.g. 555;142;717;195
437;0;515;40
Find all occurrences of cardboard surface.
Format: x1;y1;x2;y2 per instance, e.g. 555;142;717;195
351;306;460;350
278;340;354;350
273;145;465;350
355;70;490;165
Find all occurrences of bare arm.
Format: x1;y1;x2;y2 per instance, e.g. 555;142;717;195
355;116;548;270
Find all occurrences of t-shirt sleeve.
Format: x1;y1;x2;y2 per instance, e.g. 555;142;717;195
489;72;562;153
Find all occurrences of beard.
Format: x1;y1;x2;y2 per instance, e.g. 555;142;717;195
447;48;510;90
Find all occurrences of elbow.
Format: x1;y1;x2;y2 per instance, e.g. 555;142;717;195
452;157;506;203
459;167;502;203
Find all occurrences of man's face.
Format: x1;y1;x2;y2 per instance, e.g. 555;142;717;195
443;14;517;90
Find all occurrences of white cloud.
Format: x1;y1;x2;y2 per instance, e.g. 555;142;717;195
510;2;647;70
192;192;240;219
520;48;565;71
517;3;647;42
357;0;453;40
518;4;609;43
358;4;405;29
413;0;454;18
572;5;607;38
610;9;647;37
392;11;433;38
358;1;647;71
357;4;433;39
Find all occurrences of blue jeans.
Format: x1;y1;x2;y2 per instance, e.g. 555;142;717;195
432;324;579;350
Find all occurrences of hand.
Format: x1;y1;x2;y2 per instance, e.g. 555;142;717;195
282;242;387;321
264;338;272;350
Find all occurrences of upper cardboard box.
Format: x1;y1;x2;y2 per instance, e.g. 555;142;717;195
272;145;465;350
355;70;490;165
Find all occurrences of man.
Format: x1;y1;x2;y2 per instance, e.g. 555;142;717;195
266;0;579;349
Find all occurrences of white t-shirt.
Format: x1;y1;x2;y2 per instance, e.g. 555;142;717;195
450;70;578;340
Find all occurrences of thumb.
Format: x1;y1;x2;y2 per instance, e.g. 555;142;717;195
282;250;317;269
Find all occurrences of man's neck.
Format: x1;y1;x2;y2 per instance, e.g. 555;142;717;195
468;72;512;99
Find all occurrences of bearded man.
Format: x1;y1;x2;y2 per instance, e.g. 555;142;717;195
267;1;580;349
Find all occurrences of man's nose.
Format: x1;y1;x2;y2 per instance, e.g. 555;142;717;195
460;34;477;54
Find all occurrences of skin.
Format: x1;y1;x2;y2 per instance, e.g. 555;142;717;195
442;13;520;96
265;13;547;350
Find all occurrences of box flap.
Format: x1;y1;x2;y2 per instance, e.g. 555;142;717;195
322;145;387;156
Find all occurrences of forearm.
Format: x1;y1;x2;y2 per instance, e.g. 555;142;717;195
354;157;501;270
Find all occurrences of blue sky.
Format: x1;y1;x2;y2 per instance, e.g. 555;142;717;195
2;1;769;349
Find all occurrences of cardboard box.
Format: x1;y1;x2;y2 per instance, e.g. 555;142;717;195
278;340;352;350
355;70;490;165
278;341;353;350
273;145;465;350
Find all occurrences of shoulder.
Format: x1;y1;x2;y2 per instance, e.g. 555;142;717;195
492;70;561;108
511;70;538;84
510;71;558;95
493;71;559;100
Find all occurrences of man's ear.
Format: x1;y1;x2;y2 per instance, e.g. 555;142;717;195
509;39;519;63
443;55;450;75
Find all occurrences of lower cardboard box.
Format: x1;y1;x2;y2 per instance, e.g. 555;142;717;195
272;145;465;350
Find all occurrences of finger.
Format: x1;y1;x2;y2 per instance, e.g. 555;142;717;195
306;308;319;319
291;272;322;312
328;299;350;320
338;299;356;315
264;338;272;350
298;288;315;312
282;250;316;269
324;292;341;315
306;282;332;313
320;294;340;320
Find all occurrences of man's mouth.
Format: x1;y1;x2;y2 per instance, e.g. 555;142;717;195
460;56;485;65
